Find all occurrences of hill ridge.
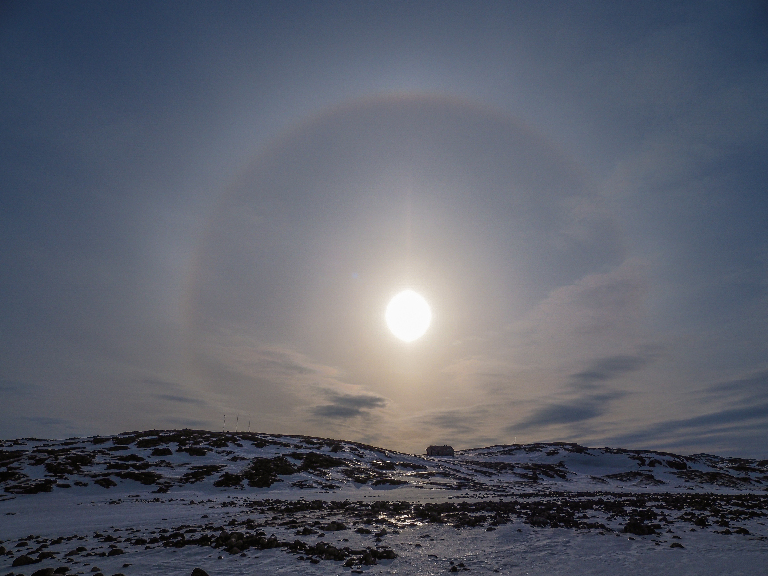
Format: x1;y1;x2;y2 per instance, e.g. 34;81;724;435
2;429;766;498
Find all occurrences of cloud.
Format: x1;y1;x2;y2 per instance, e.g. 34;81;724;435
142;378;210;408
311;393;387;419
142;378;181;388
507;260;651;371
570;353;654;386
607;72;768;198
401;405;501;450
510;391;626;432
155;394;208;406
702;370;768;405
606;402;768;454
604;371;768;457
248;352;316;377
507;350;655;433
201;340;344;390
21;416;77;437
423;408;485;437
0;379;35;395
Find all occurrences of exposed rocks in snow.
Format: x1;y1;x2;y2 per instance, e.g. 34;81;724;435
3;431;766;498
1;431;768;574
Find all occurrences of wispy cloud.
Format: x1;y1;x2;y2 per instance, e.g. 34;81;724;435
311;392;387;419
155;394;208;407
510;391;626;432
506;260;651;373
0;380;35;395
570;352;655;387
423;408;486;437
508;351;656;433
702;370;768;406
605;402;768;457
602;371;768;456
142;378;210;408
21;416;77;437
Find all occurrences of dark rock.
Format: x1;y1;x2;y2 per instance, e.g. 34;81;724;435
5;479;56;494
115;471;161;485
242;456;297;487
213;472;243;487
112;435;137;446
322;521;347;531
31;568;55;576
372;477;408;486
670;542;685;548
0;449;26;465
107;548;124;556
374;548;397;560
12;554;37;566
191;569;210;576
93;477;117;489
297;452;346;471
694;516;709;527
624;520;657;536
135;437;163;449
179;446;207;457
181;465;224;484
604;471;665;486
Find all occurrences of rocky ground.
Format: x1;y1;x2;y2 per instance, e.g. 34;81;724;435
1;430;767;575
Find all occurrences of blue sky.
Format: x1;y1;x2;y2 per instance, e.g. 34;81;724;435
1;1;767;457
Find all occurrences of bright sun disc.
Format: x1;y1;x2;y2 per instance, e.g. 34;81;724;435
385;290;432;342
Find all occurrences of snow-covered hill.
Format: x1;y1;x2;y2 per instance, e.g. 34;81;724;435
1;430;766;575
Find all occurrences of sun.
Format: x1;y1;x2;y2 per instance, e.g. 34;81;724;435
385;290;432;342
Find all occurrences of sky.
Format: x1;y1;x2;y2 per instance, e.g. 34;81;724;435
1;1;767;458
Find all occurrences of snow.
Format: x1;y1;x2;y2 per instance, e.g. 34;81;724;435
1;432;766;575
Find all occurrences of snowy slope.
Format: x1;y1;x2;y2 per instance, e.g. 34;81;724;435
1;430;766;575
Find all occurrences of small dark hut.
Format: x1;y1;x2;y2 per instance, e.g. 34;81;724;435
426;445;454;457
